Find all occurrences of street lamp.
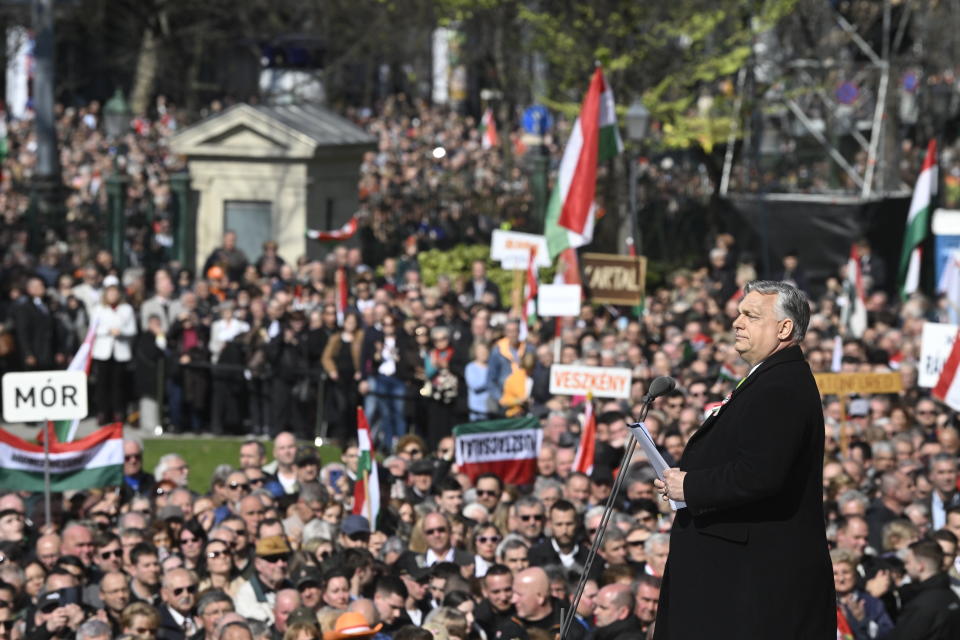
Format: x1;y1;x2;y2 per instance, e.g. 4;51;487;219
103;89;131;140
625;100;650;256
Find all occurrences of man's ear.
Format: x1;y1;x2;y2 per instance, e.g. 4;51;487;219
778;318;794;341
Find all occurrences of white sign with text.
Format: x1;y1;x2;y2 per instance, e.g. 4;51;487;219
490;230;551;270
549;365;632;399
2;371;89;423
537;284;581;317
919;323;959;388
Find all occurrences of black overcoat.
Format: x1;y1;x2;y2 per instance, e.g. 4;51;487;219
653;345;835;639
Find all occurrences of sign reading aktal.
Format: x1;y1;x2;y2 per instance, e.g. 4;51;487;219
582;253;647;306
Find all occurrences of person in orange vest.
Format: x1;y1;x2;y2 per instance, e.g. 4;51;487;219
500;351;536;417
485;319;531;416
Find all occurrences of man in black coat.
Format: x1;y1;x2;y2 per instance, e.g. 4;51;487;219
654;280;834;639
886;539;960;639
13;277;65;370
590;584;640;640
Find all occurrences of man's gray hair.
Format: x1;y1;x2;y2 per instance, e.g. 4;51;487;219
836;490;869;513
742;280;810;342
154;453;185;482
929;452;958;473
196;588;234;616
644;532;670;553
77;619;111;640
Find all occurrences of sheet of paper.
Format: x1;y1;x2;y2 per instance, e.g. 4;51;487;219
629;422;686;510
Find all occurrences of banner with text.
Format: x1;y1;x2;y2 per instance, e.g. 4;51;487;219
490;230;551;270
0;423;123;492
454;416;542;485
549;364;632;399
920;322;958;388
582;253;647;306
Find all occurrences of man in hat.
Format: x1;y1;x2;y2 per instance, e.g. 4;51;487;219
233;535;293;623
405;460;435;504
291;567;324;610
339;515;372;550
294;448;321;486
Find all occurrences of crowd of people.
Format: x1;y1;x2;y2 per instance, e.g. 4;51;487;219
0;89;959;639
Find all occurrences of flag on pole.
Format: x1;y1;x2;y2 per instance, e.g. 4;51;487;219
335;267;348;325
933;328;960;412
59;319;99;442
545;67;623;259
453;416;542;485
573;394;596;475
0;423;123;491
843;245;868;338
519;247;539;341
480;108;499;149
899;140;937;300
352;407;380;527
306;217;359;243
831;335;843;372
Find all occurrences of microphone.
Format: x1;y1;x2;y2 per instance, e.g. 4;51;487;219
641;376;677;404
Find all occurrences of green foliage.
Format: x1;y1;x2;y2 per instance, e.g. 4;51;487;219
417;244;555;308
517;0;798;153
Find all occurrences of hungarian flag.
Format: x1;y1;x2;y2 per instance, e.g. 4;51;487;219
335;267;349;325
0;423;123;491
933;328;960;412
58;319;99;442
573;395;596;474
519;247;539;341
480;108;499;149
831;335;843;372
899;140;937;300
307;217;359;243
545;66;623;259
352;407;380;526
843;245;868;338
454;416;542;485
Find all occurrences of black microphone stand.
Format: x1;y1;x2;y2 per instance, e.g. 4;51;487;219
559;393;661;639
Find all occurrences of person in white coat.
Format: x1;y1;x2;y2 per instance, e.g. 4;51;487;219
91;275;137;423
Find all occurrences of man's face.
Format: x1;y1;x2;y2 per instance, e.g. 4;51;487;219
100;573;131;614
342;447;360;473
375;591;405;624
63;527;95;565
255;554;289;587
946;513;960;542
608;420;628;448
274;594;300;632
916;401;938;427
439;490;463;517
836;520;869;559
274;434;297;466
239;497;265;535
732;291;790;365
537;448;557;477
635;583;660;624
576;581;598;618
516;505;544;540
894;472;916;506
239;444;263;469
930;461;958;496
124;441;143;476
550;509;577;547
201;600;234;636
411;472;433;492
564;476;589;506
503;547;529;574
543;416;566;445
647;542;669;576
475;479;500;511
593;590;624;628
556;448;575;479
165;457;189;487
296;463;319;483
423;515;450;554
904;550;925;582
483;574;513;612
400;574;426;602
601;538;627;566
162;570;197;615
511;576;541;619
134;554;161;587
96;540;124;573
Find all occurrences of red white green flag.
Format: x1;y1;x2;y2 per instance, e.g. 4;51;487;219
480;108;499;149
454;416;542;485
573;394;596;475
520;247;539;341
844;245;867;338
545;66;623;259
899;140;937;300
0;422;123;491
335;267;349;325
352;407;380;526
60;318;99;442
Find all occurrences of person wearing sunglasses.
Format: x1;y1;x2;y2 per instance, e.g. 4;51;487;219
198;539;243;598
92;532;125;577
510;496;546;547
233;535;293;623
158;568;200;638
123;439;155;496
178;520;208;572
471;524;503;578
